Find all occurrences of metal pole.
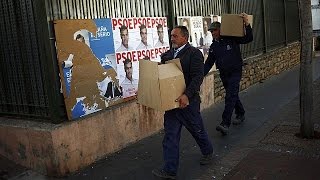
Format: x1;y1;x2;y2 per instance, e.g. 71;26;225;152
283;0;288;45
226;0;231;14
262;0;268;52
167;0;176;29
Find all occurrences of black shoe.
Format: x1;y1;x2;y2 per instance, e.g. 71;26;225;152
232;114;245;125
152;169;176;179
216;124;229;135
200;153;213;165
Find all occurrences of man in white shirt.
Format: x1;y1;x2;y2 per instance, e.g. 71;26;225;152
117;25;133;52
121;59;138;98
203;20;213;48
154;24;169;47
136;24;153;50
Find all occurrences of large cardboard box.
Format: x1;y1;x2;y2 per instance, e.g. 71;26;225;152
138;59;186;111
220;14;253;37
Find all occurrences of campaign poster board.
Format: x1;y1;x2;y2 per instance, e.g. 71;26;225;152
177;16;205;48
54;17;170;120
177;16;192;44
202;17;213;49
189;16;204;48
112;17;170;98
211;15;221;23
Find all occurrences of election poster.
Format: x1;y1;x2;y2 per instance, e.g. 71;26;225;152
177;16;204;48
189;16;204;48
55;19;122;120
177;16;192;44
202;17;213;48
211;15;221;23
202;17;213;59
54;17;170;120
178;16;217;72
112;17;170;98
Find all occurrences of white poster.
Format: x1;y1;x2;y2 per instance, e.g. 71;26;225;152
177;16;192;44
190;16;204;48
211;15;221;23
112;17;170;98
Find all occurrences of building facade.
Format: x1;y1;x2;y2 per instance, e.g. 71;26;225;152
0;0;301;176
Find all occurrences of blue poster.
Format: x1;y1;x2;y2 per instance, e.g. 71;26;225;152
68;18;119;119
63;67;72;97
62;19;117;100
89;19;117;70
56;18;171;120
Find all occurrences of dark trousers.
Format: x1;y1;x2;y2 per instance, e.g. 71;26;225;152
162;100;213;175
220;69;245;126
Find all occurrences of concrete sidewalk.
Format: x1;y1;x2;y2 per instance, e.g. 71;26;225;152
3;57;320;180
197;57;320;180
201;77;320;180
220;71;320;180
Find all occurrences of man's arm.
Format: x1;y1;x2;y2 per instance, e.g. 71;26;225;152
204;48;216;76
235;25;253;44
236;13;253;44
184;49;204;99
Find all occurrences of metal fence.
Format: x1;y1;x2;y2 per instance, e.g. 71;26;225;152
0;0;48;120
0;0;301;123
0;0;65;123
230;0;266;57
171;0;228;17
46;0;168;20
229;0;300;57
286;0;300;42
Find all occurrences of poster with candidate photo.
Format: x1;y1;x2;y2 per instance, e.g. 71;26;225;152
112;17;170;98
54;18;122;120
211;15;221;23
177;16;204;48
189;16;204;48
54;17;170;119
177;16;192;44
202;17;213;50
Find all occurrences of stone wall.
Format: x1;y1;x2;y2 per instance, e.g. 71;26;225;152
213;42;301;103
0;101;164;176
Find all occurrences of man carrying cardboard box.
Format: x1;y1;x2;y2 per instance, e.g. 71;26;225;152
204;13;253;135
152;26;214;180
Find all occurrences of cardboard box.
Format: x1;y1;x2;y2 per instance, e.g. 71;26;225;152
220;14;253;37
138;59;186;111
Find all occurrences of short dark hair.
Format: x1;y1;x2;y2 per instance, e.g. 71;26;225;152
139;24;147;32
174;26;189;39
76;34;84;40
123;58;132;68
182;18;189;24
156;24;163;29
119;25;128;32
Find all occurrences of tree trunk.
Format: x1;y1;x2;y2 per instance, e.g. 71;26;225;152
298;0;314;138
